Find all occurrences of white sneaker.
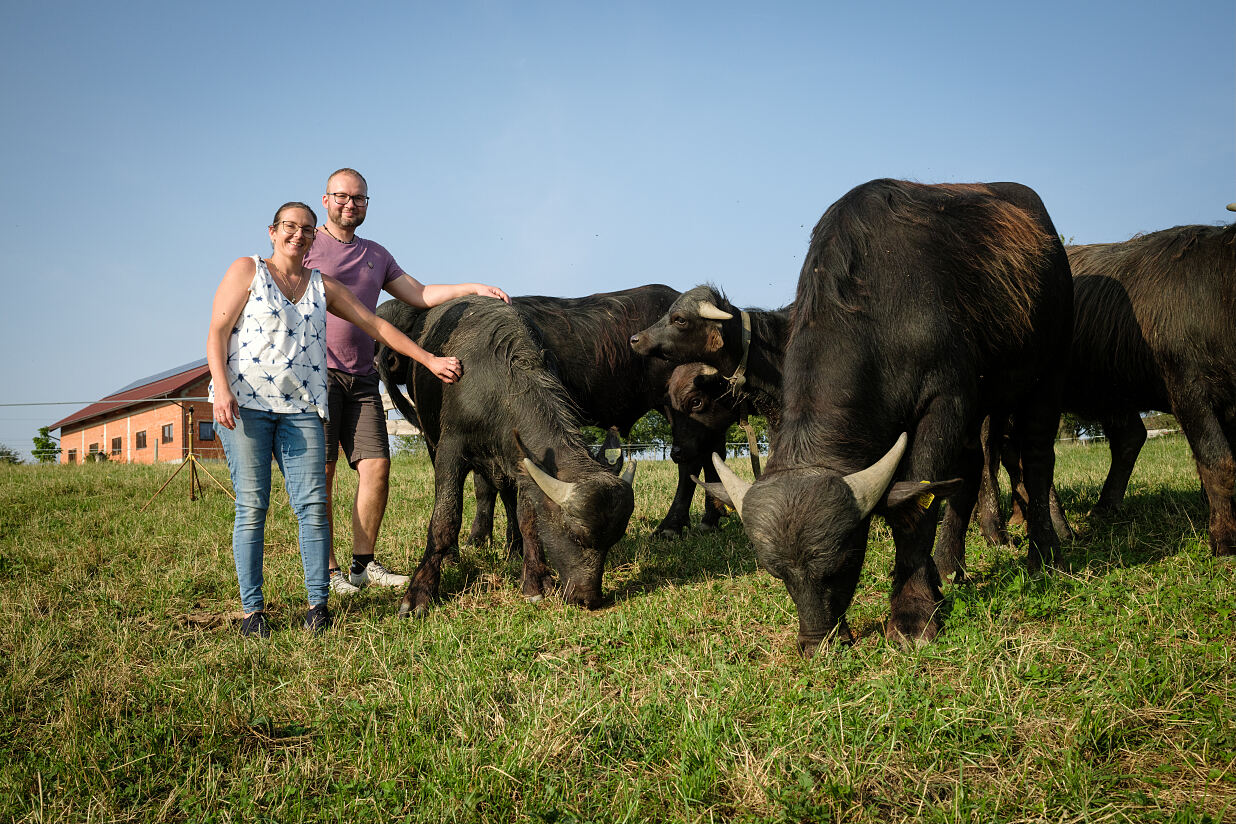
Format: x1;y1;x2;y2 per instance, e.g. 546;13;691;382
329;569;361;595
350;560;410;588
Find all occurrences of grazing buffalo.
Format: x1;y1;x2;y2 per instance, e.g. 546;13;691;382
387;296;636;615
980;218;1236;556
709;179;1073;655
379;286;729;538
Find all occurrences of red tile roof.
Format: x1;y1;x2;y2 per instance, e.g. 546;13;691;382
50;360;211;432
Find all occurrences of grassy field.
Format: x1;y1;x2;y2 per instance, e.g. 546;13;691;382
1;435;1233;823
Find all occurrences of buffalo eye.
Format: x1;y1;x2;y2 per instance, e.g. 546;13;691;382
672;315;688;328
689;397;704;411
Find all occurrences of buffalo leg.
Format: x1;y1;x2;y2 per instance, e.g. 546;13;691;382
494;475;522;560
889;500;947;647
1013;400;1063;571
466;470;498;546
1170;392;1236;556
400;442;467;617
976;415;1012;546
889;401;967;645
934;441;983;583
1096;411;1147;512
516;490;557;599
656;462;701;537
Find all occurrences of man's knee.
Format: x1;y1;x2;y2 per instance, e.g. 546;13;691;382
356;458;391;493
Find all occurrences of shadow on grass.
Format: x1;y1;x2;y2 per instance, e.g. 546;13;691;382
605;514;760;604
949;483;1218;613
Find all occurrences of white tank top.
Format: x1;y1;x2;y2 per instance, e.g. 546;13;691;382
210;255;329;418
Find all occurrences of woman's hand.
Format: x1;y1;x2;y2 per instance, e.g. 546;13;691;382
427;355;462;384
213;388;239;430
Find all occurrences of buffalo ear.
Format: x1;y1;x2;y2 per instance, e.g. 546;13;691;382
885;478;965;511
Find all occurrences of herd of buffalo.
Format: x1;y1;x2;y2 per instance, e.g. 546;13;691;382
374;177;1236;657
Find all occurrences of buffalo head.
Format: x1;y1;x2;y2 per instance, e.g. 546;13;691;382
515;430;636;609
710;435;962;656
629;285;735;363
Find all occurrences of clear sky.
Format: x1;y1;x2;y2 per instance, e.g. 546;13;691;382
1;0;1231;460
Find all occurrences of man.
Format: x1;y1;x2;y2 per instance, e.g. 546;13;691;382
304;167;509;595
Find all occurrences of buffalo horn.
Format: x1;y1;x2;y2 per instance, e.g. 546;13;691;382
522;458;579;508
620;459;637;486
710;453;751;517
697;301;733;321
1227;203;1236;212
842;433;909;518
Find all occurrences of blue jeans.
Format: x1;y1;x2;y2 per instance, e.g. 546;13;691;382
218;407;329;613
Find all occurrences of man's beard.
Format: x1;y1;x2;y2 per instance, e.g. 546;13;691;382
333;209;365;230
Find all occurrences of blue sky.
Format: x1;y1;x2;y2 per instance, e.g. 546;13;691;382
1;0;1231;459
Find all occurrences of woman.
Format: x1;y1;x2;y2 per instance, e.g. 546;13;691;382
207;201;459;637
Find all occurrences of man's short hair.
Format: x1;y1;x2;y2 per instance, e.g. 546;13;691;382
327;167;367;191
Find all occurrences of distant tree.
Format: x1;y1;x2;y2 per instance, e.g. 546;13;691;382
32;427;58;464
0;443;22;465
392;433;427;457
725;414;770;447
627;411;671;447
579;425;607;446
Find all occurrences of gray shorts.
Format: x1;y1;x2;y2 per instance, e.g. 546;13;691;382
324;370;390;467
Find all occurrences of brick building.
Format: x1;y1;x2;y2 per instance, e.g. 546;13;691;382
50;359;222;465
49;359;419;465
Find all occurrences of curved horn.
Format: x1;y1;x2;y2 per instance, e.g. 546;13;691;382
620;459;637;486
697;301;733;321
697;364;719;376
522;457;579;508
842;433;909;518
1228;203;1236;212
711;453;751;518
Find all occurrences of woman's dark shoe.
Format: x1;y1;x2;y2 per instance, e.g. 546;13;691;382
240;611;271;638
304;604;332;634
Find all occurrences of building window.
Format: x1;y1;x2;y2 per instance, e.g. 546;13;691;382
162;424;174;444
88;443;99;456
199;421;215;441
67;449;77;464
110;437;122;456
136;431;147;449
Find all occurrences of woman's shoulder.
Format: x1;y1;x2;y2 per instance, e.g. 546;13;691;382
226;255;260;277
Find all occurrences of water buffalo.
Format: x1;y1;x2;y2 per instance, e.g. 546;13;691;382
629;285;789;427
379;286;728;538
709;179;1073;656
979;217;1236;556
388;296;636;615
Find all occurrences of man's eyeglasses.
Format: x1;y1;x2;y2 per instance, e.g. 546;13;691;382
327;192;370;206
275;221;317;238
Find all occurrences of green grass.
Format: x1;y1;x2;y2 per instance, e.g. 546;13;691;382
1;434;1233;822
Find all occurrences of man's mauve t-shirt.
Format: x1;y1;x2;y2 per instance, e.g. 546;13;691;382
303;231;405;375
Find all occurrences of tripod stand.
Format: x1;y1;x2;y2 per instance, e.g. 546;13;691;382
141;402;233;511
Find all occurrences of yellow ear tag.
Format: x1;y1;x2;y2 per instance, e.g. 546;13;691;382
918;480;935;509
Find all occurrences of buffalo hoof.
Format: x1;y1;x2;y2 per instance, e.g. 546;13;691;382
657;527;682;539
696;522;717;533
526;594;544;604
397;600;431;619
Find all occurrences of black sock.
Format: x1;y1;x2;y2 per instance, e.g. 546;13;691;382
351;554;374;575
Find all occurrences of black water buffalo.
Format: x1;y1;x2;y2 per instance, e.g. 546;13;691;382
379;286;729;538
630;285;789;427
709;179;1073;656
980;219;1236;556
630;287;790;477
387;296;636;615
